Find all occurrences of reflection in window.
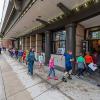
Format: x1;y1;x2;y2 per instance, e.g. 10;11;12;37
52;31;66;53
92;31;100;39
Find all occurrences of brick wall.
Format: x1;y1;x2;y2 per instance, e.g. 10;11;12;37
2;39;13;48
36;34;42;53
76;24;85;56
31;35;36;50
27;36;30;50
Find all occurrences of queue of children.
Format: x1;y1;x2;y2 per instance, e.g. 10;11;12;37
77;51;99;78
9;48;29;62
8;48;99;82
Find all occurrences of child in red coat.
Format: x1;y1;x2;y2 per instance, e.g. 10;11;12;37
22;51;26;63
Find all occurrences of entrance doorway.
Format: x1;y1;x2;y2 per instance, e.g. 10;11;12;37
88;31;100;54
89;40;100;54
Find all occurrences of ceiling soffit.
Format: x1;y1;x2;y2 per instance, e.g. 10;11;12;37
5;0;98;38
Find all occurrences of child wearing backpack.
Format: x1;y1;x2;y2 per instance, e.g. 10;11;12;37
47;56;58;80
77;53;86;78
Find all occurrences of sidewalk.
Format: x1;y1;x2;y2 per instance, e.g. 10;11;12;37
0;52;100;100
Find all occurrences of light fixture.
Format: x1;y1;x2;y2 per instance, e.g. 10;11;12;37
23;11;26;14
29;3;32;8
84;3;88;7
21;14;24;17
59;14;63;19
75;7;79;11
95;0;99;3
26;8;29;12
54;17;58;20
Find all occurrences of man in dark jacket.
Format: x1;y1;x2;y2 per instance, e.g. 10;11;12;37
27;48;36;75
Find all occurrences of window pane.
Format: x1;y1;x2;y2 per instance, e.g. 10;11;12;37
60;41;65;48
56;34;60;41
92;31;100;39
52;30;66;53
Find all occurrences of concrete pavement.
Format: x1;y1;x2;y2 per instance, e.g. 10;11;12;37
0;52;100;100
0;59;6;100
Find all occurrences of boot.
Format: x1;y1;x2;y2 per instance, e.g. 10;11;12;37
47;76;51;80
54;76;58;80
62;76;67;82
67;74;72;80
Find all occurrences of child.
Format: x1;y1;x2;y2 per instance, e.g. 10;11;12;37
61;50;74;82
18;49;23;62
22;50;26;63
85;52;93;74
38;52;44;72
77;53;86;77
48;56;58;80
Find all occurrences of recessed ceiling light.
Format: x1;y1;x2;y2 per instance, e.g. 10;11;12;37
84;3;88;7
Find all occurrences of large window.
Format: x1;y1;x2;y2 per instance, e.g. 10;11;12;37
52;30;66;53
91;31;100;39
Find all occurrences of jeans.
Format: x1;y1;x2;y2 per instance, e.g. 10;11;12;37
78;68;84;76
18;56;22;62
48;68;55;77
28;61;34;75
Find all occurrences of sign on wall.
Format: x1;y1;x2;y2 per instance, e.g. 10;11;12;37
57;48;65;54
51;54;65;68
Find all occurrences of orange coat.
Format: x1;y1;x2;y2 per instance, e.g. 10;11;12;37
85;55;93;64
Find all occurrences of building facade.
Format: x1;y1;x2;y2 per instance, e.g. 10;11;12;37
0;0;100;70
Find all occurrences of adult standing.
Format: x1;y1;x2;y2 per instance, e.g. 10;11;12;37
27;48;36;75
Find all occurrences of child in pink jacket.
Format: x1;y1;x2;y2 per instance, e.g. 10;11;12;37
48;56;58;80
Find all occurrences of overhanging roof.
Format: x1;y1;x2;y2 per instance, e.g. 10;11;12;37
80;15;100;28
3;0;100;38
4;0;86;38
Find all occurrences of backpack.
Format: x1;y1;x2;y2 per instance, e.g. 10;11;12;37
27;52;35;62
